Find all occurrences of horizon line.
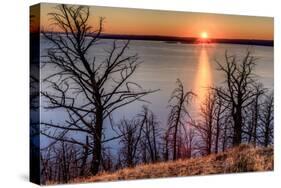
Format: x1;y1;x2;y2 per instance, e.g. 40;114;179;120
32;31;274;46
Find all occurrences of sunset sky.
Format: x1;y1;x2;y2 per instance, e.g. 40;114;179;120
39;3;273;40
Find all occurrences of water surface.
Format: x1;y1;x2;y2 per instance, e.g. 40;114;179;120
40;38;274;149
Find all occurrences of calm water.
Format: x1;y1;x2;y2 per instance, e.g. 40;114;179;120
40;38;274;149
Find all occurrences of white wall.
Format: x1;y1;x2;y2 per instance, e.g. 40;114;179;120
0;0;279;187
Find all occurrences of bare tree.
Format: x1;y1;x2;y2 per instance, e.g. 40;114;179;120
117;117;144;167
139;106;161;163
192;91;216;155
192;90;228;155
245;84;265;146
162;130;170;161
181;126;196;158
259;92;274;147
167;79;194;160
213;91;227;153
40;141;81;183
101;147;114;172
117;106;160;167
41;4;157;175
79;136;89;176
214;50;263;146
40;148;52;183
221;115;233;152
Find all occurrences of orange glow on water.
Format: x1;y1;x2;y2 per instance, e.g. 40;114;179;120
193;47;213;108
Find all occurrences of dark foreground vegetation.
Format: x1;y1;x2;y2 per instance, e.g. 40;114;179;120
31;4;274;184
48;145;273;184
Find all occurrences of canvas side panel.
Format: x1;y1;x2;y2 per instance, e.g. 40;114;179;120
30;3;41;185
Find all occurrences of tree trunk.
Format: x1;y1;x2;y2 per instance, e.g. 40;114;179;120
263;112;271;147
233;106;242;146
164;133;169;161
173;112;180;161
80;136;89;176
152;124;158;162
91;107;103;175
214;103;222;154
253;97;259;147
215;120;220;153
264;124;269;147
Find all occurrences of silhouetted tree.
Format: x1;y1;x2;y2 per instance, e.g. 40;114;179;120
117;117;144;167
79;136;89;176
101;147;114;172
162;130;170;161
139;106;161;163
41;141;81;183
181;126;196;158
192;91;216;155
245;84;265;146
213;91;227;153
220;115;233;152
167;79;194;160
259;92;274;147
214;50;263;146
41;4;157;175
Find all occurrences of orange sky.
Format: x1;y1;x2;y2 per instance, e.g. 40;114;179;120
37;3;273;40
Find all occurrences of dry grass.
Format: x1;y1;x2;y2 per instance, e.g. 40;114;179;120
70;144;273;183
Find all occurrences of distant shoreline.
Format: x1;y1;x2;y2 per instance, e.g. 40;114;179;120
37;32;274;47
99;34;274;47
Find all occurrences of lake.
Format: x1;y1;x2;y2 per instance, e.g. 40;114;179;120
40;38;274;151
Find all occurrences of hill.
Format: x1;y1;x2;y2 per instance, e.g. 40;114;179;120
72;145;273;183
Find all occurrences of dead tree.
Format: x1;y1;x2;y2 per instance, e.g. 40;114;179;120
192;91;216;155
245;84;265;146
214;94;222;153
40;148;52;183
41;4;157;175
181;127;196;158
40;141;81;183
101;147;114;172
117;117;144;167
213;90;229;153
259;92;274;147
139;106;161;163
214;50;262;146
221;114;233;152
167;79;194;160
162;130;170;161
118;106;160;167
79;136;89;176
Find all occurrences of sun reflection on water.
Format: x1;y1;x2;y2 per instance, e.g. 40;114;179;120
193;46;213;110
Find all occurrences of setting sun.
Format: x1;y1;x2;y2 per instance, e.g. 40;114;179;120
201;32;208;39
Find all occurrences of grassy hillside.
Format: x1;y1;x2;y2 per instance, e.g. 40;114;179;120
71;144;273;183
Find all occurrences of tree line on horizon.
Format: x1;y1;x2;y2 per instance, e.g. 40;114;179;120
34;4;274;184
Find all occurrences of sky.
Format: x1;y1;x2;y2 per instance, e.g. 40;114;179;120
37;3;273;40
